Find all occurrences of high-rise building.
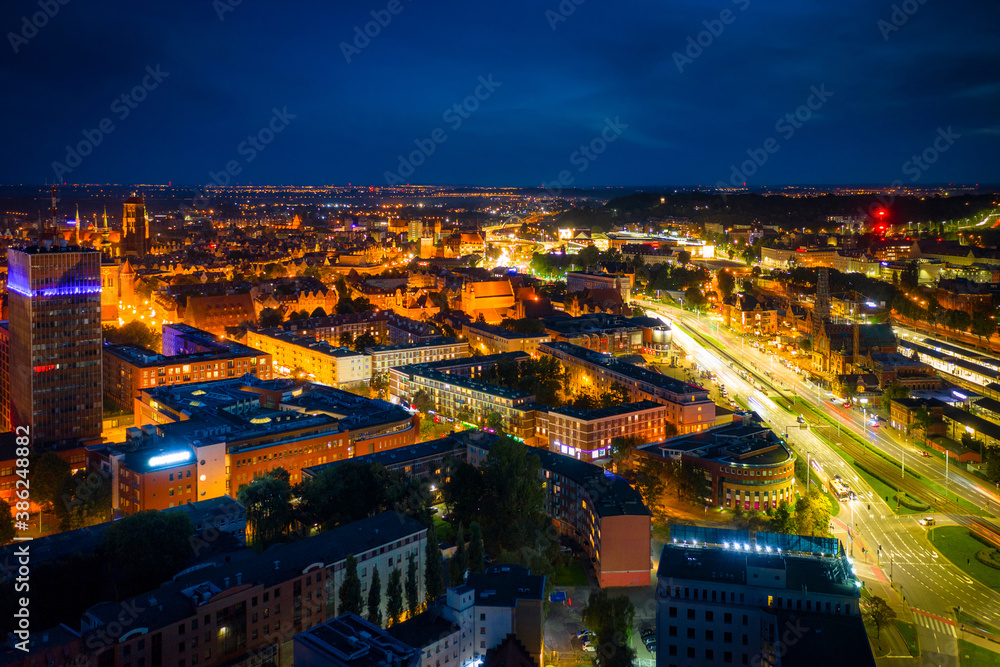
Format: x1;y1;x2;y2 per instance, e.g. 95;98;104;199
8;244;103;448
122;193;148;257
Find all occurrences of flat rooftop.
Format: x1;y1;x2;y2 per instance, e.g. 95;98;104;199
541;341;708;395
548;400;663;421
399;366;535;401
657;544;859;598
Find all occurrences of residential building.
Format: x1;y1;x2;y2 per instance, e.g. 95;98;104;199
721;293;779;336
8;244;103;448
655;541;872;667
540;314;645;354
462;322;552;357
7;512;428;667
540;400;668;463
539;341;716;434
366;338;469;376
637;419;796;510
459;281;515;323
385;612;463;667
103;328;270;412
389;366;539;441
245;329;372;386
295;614;420;667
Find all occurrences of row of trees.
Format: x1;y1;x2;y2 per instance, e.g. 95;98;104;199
731;488;832;537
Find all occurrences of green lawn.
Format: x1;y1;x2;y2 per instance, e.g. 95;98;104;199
553;559;589;587
894;620;920;657
957;608;1000;637
929;526;1000;593
433;515;455;544
959;639;1000;666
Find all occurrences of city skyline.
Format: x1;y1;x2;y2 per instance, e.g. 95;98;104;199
1;0;998;187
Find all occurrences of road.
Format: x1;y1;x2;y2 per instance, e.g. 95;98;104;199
637;299;1000;664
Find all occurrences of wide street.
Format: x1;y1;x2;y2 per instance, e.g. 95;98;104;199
637;298;1000;664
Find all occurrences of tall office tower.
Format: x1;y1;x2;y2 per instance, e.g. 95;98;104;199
122;193;148;258
8;243;103;448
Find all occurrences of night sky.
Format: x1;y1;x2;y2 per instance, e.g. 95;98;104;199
1;0;998;187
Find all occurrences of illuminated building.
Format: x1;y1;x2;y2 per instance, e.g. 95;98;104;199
365;338;469;376
655;539;871;667
103;325;270;413
8;512;428;667
122;193;149;257
461;322;551;357
245;330;372;386
539;341;715;435
8;244;103;448
540;400;667;463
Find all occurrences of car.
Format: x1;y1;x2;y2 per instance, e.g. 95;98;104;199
582;642;596;653
797;415;805;423
576;629;592;640
919;517;936;527
643;637;657;654
640;628;655;640
868;419;879;428
920;451;932;458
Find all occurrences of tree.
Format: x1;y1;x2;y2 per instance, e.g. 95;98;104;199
582;590;636;667
101;511;194;599
57;469;112;530
367;563;383;627
103;321;160;351
339;554;363;615
237;468;292;548
609;435;642;472
412;389;433;414
768;502;796;534
424;520;445;601
971;310;998;347
0;499;15;546
576;245;601;270
684;286;706;311
677;250;692;266
369;372;389;398
353;332;377;352
881;383;909;405
913;406;935;440
485;411;505;434
793;487;831;537
450;523;467;585
716;268;736;299
405;552;420;614
478;437;547;555
259;308;283;328
468;522;485;574
863;596;896;639
30;452;70;512
386;567;403;626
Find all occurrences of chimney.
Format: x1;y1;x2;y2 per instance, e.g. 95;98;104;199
274;560;280;570
224;577;230;588
236;572;243;585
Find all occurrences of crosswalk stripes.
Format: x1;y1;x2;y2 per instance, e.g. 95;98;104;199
913;612;957;636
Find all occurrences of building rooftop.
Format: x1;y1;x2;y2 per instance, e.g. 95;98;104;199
385;611;459;651
463;321;551;340
460;564;545;609
540;341;707;396
548;400;663;421
776;610;876;666
83;512;426;635
397;366;535;401
295;613;419;667
640;421;793;467
366;337;457;353
657;544;860;597
303;433;469;479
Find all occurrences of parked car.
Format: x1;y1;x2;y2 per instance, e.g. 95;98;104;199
576;629;592;640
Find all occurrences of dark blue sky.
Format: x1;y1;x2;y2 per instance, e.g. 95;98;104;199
2;0;998;187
